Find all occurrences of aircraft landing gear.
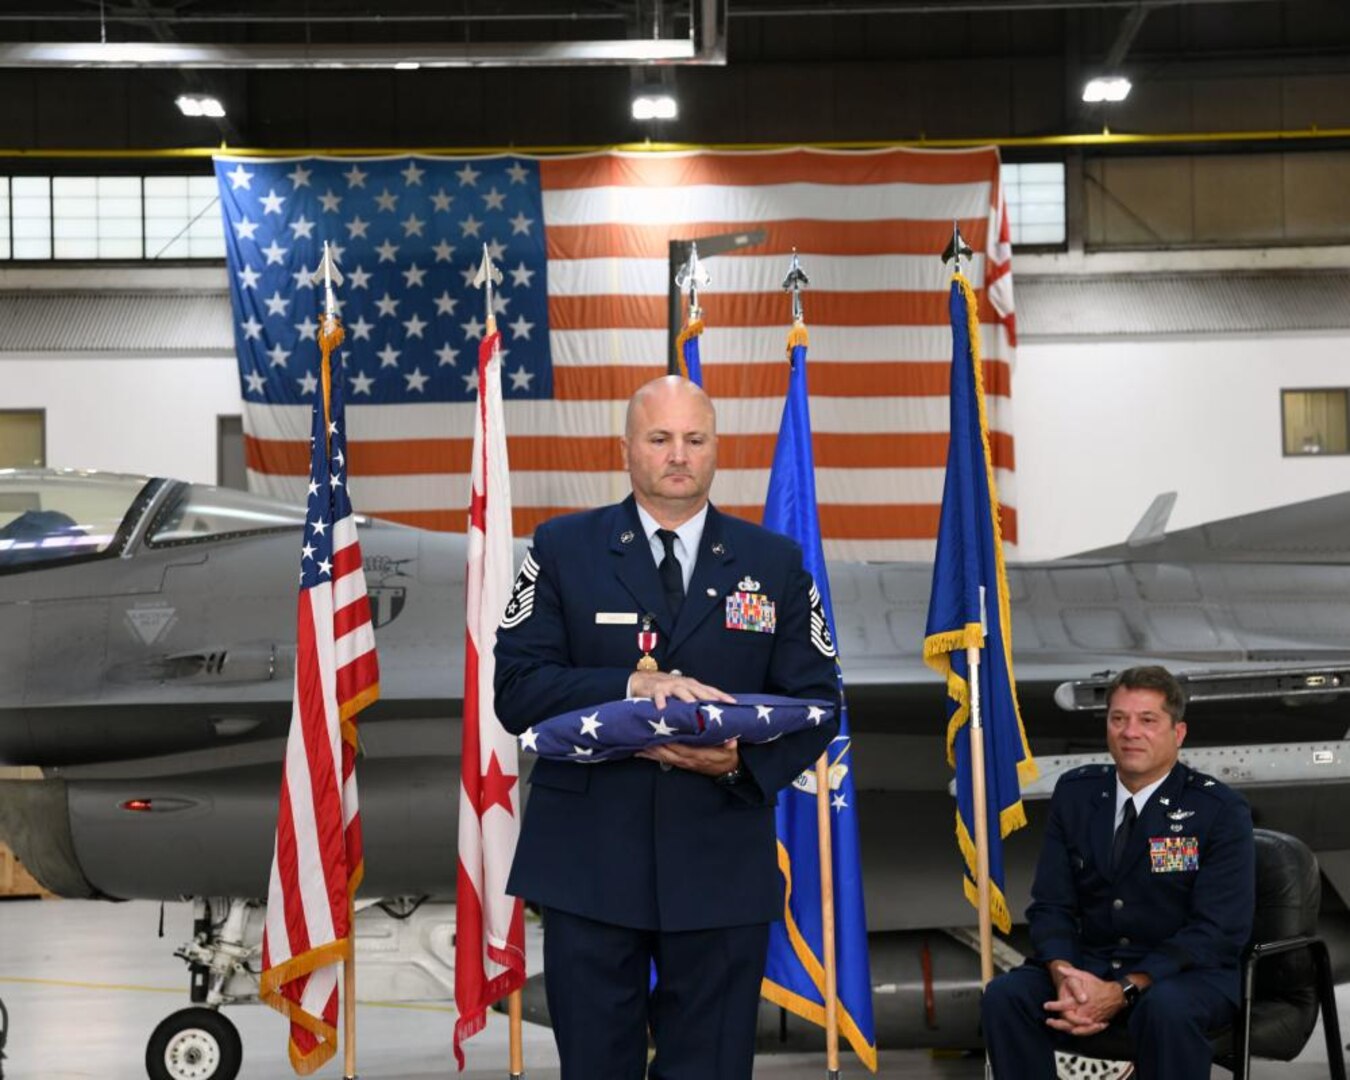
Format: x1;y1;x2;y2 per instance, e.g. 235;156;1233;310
145;1007;242;1080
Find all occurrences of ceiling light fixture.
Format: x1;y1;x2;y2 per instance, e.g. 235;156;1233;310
1081;76;1132;103
175;93;226;118
631;92;677;121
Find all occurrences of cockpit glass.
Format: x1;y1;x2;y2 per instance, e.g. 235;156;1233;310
0;471;149;569
148;483;308;546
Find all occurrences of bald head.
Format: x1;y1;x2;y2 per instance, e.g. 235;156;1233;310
621;376;718;527
624;376;716;440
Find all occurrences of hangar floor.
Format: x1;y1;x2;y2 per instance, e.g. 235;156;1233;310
0;898;1345;1079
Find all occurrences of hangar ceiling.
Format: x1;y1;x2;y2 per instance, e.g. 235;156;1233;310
0;0;1346;149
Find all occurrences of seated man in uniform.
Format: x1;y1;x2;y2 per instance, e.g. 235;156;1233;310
981;665;1255;1080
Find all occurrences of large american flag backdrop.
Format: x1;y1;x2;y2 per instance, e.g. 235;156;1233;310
215;148;1016;560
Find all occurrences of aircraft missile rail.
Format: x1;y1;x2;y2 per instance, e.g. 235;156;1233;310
1053;664;1350;712
1017;740;1350;799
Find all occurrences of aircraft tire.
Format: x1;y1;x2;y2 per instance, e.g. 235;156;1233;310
145;1007;242;1080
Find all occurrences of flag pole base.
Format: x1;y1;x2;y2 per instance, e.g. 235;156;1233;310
509;1073;524;1079
827;1070;841;1080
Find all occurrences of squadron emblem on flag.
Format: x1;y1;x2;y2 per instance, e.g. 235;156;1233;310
808;580;836;658
500;551;539;629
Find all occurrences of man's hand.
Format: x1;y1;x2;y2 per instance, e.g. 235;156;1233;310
638;738;740;778
629;671;736;710
1043;964;1125;1036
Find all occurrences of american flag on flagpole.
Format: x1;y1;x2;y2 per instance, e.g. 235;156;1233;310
259;335;380;1074
215;146;1015;561
454;313;526;1068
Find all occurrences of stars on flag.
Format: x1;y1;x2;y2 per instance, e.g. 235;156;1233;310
217;155;551;404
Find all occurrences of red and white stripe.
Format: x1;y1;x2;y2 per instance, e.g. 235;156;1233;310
244;146;1015;561
261;512;379;1075
454;327;527;1068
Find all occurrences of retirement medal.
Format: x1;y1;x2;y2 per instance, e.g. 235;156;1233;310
636;615;659;672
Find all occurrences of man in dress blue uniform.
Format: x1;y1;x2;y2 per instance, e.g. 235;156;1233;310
494;375;841;1080
981;665;1255;1079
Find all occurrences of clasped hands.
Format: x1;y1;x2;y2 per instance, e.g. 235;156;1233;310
630;671;739;778
1044;963;1132;1036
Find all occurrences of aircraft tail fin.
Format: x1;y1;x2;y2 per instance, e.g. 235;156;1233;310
1125;492;1176;548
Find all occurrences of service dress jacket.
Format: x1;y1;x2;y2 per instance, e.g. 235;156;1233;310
1028;760;1255;1003
494;496;841;933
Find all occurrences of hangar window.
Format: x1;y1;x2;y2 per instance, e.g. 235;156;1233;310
0;174;225;262
1003;162;1066;247
0;178;9;259
1282;389;1350;456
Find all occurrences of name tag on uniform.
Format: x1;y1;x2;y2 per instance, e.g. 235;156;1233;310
1150;836;1199;873
595;612;638;625
726;592;776;634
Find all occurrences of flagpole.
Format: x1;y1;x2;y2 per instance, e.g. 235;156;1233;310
344;896;358;1080
814;753;841;1080
967;642;995;987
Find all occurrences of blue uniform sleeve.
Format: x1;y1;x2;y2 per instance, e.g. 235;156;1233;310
1027;782;1082;967
735;552;841;805
492;525;635;734
1133;794;1255;984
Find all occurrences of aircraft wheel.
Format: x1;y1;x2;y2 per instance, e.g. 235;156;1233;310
145;1007;242;1080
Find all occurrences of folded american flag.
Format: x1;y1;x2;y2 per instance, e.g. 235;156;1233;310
519;694;834;763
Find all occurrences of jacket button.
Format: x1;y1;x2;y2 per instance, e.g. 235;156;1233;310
660;762;672;772
1112;898;1124;910
1119;937;1131;947
671;669;682;676
1111;960;1122;970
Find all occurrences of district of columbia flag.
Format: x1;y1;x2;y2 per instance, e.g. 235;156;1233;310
760;322;877;1072
454;316;527;1068
260;307;381;1074
921;272;1035;935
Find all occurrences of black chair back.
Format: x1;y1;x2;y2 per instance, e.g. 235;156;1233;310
1240;828;1321;1061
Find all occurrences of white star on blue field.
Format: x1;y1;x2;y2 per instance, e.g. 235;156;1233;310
216;156;552;405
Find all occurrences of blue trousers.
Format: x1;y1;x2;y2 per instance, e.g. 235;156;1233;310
542;906;770;1080
981;963;1236;1080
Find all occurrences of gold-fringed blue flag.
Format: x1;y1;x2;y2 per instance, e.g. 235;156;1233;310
674;315;704;386
761;322;877;1072
922;273;1035;934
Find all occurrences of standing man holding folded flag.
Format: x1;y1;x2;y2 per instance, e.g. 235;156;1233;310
260;244;381;1076
923;243;1036;981
761;253;878;1074
455;246;527;1071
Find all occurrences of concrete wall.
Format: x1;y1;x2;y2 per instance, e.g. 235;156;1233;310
0;353;238;484
1013;330;1350;560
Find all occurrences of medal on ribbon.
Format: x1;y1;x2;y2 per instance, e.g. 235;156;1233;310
636;614;659;672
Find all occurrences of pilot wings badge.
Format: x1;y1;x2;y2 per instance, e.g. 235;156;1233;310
1167;808;1196;821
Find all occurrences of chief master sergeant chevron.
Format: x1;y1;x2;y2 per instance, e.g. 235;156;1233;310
981;665;1255;1079
493;375;841;1080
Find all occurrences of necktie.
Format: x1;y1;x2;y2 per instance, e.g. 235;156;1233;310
1111;798;1137;871
655;528;684;619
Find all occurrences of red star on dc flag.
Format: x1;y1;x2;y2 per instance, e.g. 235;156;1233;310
479;751;518;817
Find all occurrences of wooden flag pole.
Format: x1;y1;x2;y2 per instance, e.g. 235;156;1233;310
508;988;524;1078
966;644;995;987
344;895;358;1079
814;753;841;1080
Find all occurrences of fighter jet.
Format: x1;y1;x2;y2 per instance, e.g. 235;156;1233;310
5;468;1350;1073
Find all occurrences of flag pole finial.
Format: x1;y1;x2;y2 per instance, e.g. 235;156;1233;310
782;247;810;325
472;242;504;335
310;240;345;322
941;220;973;272
674;240;710;322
